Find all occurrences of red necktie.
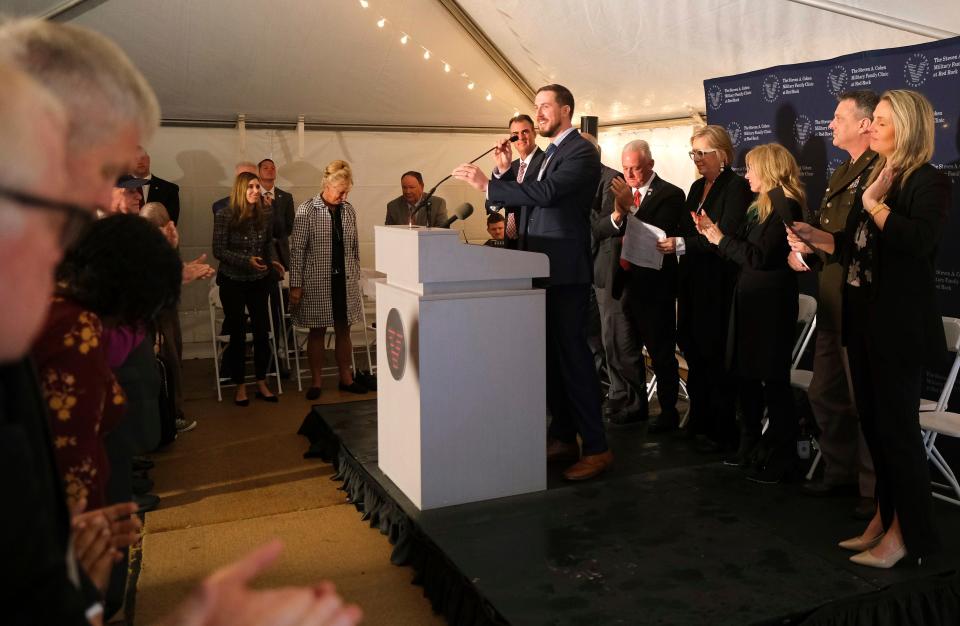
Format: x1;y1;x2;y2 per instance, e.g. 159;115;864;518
506;212;517;239
517;161;527;183
619;189;642;270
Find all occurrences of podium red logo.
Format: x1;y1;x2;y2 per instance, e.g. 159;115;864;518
385;308;406;381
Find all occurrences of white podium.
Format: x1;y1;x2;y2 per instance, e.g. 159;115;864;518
374;225;549;510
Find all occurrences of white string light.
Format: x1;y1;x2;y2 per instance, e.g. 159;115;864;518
361;0;525;113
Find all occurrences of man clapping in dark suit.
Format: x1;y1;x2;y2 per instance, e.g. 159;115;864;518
453;84;611;481
132;145;180;223
604;141;685;431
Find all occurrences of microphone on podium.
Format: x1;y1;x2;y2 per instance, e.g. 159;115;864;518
412;136;520;220
442;202;474;228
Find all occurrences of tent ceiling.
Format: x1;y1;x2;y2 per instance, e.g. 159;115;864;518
7;0;960;128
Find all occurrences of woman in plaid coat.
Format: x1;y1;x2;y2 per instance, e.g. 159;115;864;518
289;160;365;399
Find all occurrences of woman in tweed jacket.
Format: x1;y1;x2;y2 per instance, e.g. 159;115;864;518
212;171;284;406
289;160;365;399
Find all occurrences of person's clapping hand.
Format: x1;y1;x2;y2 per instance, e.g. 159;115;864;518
70;499;129;594
183;253;216;284
609;177;633;224
694;211;723;245
861;165;896;212
156;540;363;626
451;164;489;192
493;136;514;175
786;222;815;253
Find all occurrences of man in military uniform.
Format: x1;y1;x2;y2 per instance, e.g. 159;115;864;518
790;90;879;520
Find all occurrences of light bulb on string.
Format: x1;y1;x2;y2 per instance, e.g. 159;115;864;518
467;81;475;90
359;0;369;8
485;92;492;102
443;62;451;72
423;49;431;60
377;17;385;28
400;33;409;44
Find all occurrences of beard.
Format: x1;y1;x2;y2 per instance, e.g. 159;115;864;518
538;118;560;138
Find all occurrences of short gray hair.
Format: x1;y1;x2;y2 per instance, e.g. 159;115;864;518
0;18;159;149
140;202;171;227
622;139;652;160
0;61;65;193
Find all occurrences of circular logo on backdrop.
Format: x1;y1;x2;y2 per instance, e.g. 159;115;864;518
827;157;846;177
385;308;406;381
707;84;724;110
726;122;743;148
826;65;847;97
794;114;813;146
903;53;931;87
762;74;781;103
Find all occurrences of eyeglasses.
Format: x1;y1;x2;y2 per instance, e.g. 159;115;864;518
688;149;720;161
0;185;94;249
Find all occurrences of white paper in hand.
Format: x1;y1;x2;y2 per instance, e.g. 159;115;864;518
620;214;666;270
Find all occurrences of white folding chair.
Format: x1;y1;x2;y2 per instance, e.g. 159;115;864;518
918;317;960;506
208;284;283;401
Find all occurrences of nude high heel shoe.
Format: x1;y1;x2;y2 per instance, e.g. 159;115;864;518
849;545;908;569
838;532;884;552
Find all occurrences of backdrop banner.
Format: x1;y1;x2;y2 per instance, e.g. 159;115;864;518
705;36;960;409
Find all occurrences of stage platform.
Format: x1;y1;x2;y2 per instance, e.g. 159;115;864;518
298;401;960;625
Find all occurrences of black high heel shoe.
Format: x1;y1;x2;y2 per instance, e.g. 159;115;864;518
255;391;279;403
234;397;250;407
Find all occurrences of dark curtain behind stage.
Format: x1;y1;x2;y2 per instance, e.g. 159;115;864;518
703;35;960;464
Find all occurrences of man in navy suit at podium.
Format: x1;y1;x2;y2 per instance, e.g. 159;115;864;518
453;84;611;481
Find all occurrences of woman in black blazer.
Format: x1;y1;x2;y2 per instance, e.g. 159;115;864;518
670;125;752;449
791;90;950;568
696;144;805;483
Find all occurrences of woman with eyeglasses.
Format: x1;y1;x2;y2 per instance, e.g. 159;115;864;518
213;171;284;406
665;126;752;452
789;90;950;568
288;160;366;400
31;214;182;510
694;144;805;482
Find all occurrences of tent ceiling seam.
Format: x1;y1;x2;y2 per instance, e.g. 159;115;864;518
784;0;958;39
435;0;536;103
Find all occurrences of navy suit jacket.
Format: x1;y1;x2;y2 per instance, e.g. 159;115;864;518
146;175;180;224
487;131;600;286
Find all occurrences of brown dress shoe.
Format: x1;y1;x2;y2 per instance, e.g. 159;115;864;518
546;439;580;463
563;450;614;481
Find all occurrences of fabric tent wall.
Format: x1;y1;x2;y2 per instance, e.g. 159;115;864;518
152;123;699;356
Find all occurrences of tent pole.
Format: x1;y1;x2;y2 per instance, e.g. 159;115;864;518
786;0;957;39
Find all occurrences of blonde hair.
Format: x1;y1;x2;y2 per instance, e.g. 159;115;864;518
140;202;170;228
228;172;265;227
867;89;936;188
0;18;160;148
745;144;805;223
691;125;734;167
322;159;353;190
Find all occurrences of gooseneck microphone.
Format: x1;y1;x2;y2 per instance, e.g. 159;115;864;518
411;136;519;220
441;202;474;228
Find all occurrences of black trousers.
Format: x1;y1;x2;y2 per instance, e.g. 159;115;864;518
219;275;272;383
623;279;679;417
738;377;797;451
686;352;738;446
545;284;607;455
845;287;939;556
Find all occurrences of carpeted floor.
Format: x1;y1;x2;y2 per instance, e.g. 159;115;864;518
133;358;444;625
